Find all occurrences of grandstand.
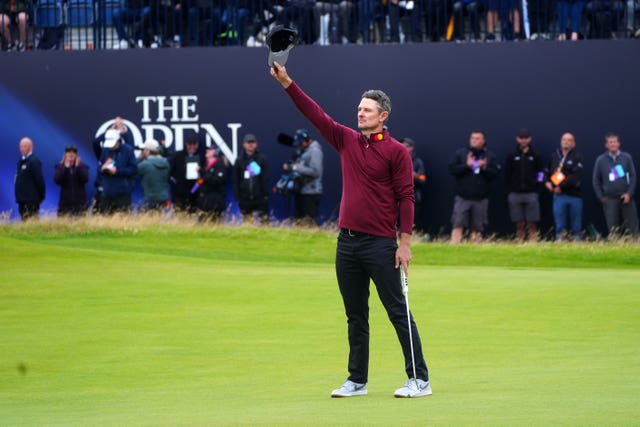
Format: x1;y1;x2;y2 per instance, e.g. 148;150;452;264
1;0;639;51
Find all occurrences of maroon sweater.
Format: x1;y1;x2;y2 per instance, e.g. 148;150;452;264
285;82;414;238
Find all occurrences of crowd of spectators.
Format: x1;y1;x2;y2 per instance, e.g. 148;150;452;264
1;0;639;51
13;118;639;241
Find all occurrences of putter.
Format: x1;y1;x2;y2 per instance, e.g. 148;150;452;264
400;265;419;392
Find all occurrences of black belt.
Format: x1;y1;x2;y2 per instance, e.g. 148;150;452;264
340;228;367;237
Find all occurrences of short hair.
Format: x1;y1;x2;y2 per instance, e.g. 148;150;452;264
361;89;391;116
604;132;619;142
470;129;486;139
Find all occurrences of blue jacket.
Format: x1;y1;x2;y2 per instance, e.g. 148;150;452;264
99;143;138;198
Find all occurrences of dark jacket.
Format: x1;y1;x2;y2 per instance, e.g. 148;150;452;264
504;144;544;193
138;155;170;203
233;150;269;204
15;154;46;204
449;146;500;200
99;143;138;198
546;148;584;197
169;149;205;203
198;156;228;213
592;151;637;200
54;162;89;213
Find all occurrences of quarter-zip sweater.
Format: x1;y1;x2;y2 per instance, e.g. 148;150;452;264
285;82;414;238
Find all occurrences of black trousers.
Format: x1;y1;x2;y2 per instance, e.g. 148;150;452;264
18;202;40;220
295;194;320;224
335;229;429;384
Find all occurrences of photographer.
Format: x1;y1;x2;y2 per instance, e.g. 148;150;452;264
283;129;323;225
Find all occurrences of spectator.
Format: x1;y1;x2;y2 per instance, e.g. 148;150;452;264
528;0;553;39
448;130;500;244
233;133;270;224
15;137;45;221
504;129;544;242
358;0;386;43
401;137;427;232
423;0;448;42
169;138;204;213
314;0;353;44
136;0;181;47
137;139;170;211
0;0;28;51
592;132;638;238
557;0;587;40
197;146;229;221
452;0;484;42
585;0;624;38
98;129;138;214
283;128;323;225
388;0;423;43
625;0;640;37
270;62;432;398
276;0;317;44
486;0;500;40
112;0;151;49
92;116;135;212
544;132;584;241
53;145;90;216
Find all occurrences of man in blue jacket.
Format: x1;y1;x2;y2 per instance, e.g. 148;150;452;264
15;137;45;221
98;129;138;214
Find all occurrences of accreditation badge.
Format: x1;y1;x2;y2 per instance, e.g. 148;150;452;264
550;170;565;186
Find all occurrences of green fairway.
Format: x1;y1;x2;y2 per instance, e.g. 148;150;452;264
1;220;639;426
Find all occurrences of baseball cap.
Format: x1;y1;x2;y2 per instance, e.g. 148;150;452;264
243;133;258;143
293;129;310;147
401;137;415;147
267;26;298;67
103;129;120;148
517;128;532;138
143;139;160;151
65;145;78;153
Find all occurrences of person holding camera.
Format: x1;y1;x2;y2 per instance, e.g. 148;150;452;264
448;129;500;244
283;129;323;226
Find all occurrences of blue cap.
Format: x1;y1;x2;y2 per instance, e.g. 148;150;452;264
293;129;310;147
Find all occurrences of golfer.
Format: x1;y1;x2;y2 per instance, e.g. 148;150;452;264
270;62;431;398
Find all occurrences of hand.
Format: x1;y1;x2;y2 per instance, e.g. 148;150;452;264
270;61;292;88
75;156;81;167
466;152;474;168
283;163;290;171
395;233;412;275
477;158;487;169
553;186;562;194
621;193;631;204
545;182;554;192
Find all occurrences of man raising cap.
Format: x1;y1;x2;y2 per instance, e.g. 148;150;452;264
270;62;432;398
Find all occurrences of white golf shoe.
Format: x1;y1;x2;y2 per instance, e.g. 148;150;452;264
394;379;432;398
331;380;368;397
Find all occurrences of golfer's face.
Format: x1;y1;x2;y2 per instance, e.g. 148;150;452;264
357;98;385;132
